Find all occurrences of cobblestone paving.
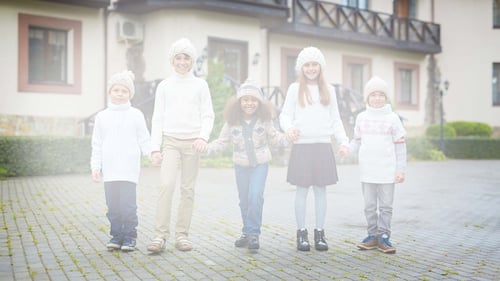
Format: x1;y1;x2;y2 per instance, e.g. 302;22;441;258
1;160;499;280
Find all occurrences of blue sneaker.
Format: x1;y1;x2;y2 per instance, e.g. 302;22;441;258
378;234;396;254
106;237;122;250
121;239;136;252
357;235;378;250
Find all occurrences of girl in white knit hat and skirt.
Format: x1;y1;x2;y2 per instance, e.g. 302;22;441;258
279;47;349;252
350;76;407;254
90;70;153;252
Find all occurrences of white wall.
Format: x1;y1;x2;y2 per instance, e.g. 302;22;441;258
436;0;500;127
0;1;105;119
134;10;263;84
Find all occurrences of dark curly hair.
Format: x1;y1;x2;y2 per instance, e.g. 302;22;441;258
223;96;275;126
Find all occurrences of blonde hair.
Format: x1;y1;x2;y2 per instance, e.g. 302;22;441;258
297;69;330;107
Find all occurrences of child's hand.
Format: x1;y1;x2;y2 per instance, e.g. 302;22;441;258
395;172;405;183
151;151;163;166
92;170;102;182
193;138;208;153
286;128;300;142
338;145;349;157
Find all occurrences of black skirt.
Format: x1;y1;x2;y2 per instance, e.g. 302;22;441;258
286;143;339;187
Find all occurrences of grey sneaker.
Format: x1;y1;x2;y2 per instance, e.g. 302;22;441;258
234;235;249;248
357;235;378;250
378;234;396;254
247;235;260;250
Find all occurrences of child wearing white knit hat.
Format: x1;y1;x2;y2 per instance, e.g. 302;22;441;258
91;70;153;252
205;79;287;251
350;75;407;254
148;38;215;253
280;46;349;252
107;70;136;101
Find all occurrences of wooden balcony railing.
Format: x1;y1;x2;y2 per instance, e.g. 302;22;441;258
291;0;440;53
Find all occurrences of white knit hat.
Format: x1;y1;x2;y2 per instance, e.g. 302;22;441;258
364;76;388;101
295;46;326;73
168;38;196;65
107;70;135;99
237;79;263;101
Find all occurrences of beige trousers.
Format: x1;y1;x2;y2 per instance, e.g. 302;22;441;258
153;136;200;240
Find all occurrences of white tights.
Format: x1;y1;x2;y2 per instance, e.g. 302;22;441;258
295;185;326;230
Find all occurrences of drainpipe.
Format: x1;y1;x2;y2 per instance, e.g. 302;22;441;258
103;7;109;107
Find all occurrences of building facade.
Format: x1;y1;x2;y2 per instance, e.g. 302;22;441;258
1;0;499;137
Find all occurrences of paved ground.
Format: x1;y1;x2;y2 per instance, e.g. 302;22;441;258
1;160;500;281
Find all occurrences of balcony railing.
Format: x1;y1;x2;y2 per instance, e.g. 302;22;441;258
288;0;440;53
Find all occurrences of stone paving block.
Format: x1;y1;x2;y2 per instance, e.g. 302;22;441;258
1;160;500;280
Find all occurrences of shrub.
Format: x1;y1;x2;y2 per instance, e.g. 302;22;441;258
447;121;492;138
425;124;456;138
406;137;446;161
206;60;235;140
428;137;500;159
0;136;91;176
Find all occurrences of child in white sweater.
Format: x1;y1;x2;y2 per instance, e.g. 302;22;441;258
147;38;215;253
350;76;407;254
91;70;152;252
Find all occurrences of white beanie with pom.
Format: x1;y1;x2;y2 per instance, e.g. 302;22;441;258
363;76;388;101
237;79;263;101
107;70;135;99
295;46;326;73
168;38;197;65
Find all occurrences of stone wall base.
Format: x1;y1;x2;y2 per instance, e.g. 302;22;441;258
0;114;84;136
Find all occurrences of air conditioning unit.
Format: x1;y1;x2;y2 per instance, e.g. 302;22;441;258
117;20;144;42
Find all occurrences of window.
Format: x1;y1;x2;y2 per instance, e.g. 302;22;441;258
18;14;81;94
280;48;300;94
395;0;417;18
207;37;248;85
342;56;371;99
394;62;419;109
493;63;500;106
494;0;500;28
342;0;368;9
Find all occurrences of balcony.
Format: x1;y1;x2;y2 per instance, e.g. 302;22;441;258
273;0;441;54
115;0;289;26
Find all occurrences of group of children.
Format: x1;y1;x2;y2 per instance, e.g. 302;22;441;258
90;38;407;255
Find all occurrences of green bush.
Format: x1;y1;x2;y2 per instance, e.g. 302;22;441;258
428;137;500;159
406;137;446;161
425;124;456;138
206;60;235;140
447;121;492;137
0;136;91;176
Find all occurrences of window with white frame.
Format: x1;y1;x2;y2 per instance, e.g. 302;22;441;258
18;14;81;94
493;63;500;106
394;62;419;109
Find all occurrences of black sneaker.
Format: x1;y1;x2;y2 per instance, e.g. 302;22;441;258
121;239;136;252
247;236;260;250
106;237;122;250
234;235;249;248
296;229;310;251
